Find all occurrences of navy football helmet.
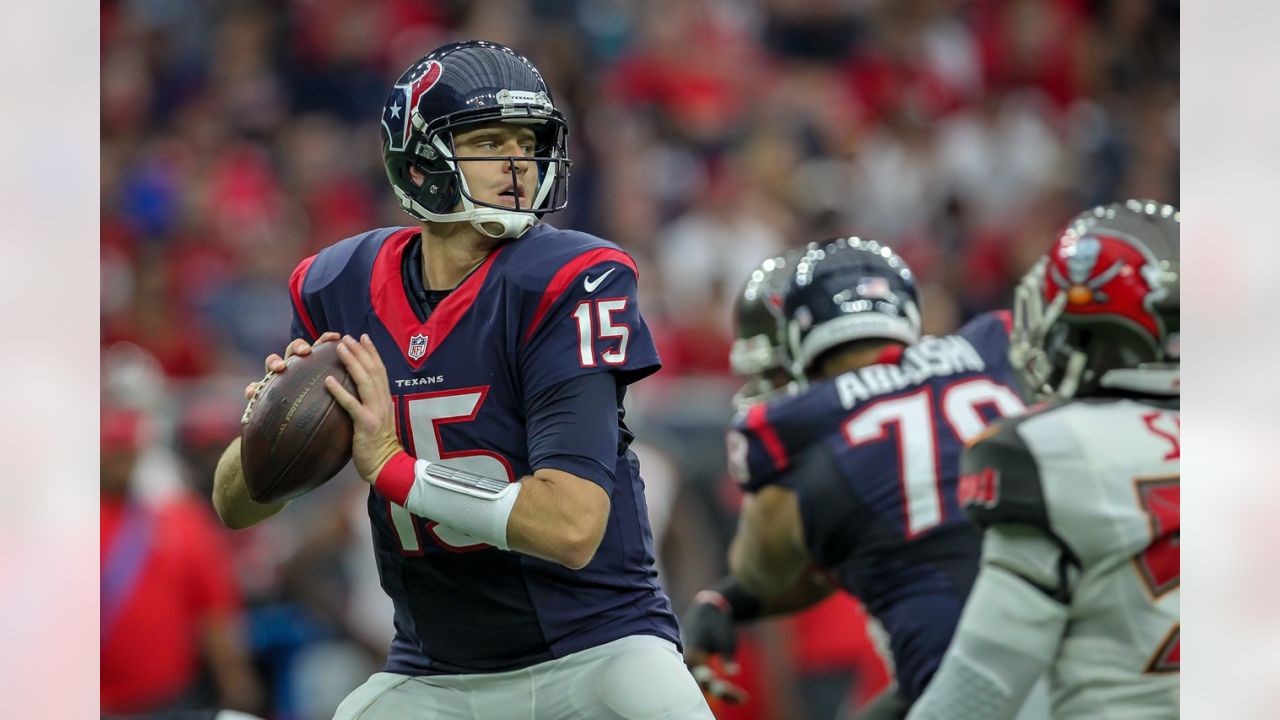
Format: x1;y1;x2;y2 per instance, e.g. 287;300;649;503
380;41;571;239
730;250;803;410
784;237;921;378
1010;199;1180;400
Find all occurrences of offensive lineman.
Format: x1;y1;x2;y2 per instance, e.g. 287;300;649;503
907;200;1180;719
727;250;804;413
682;237;1027;715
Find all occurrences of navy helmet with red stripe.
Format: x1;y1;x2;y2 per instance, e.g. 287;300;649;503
380;41;571;239
784;236;921;379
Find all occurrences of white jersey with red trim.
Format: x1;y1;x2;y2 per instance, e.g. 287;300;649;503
909;395;1180;719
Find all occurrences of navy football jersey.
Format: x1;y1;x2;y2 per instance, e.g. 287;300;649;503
288;224;679;675
726;311;1025;699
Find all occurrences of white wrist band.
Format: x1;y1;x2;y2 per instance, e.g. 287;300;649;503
403;459;522;550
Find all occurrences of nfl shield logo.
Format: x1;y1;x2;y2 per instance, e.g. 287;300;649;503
407;334;428;360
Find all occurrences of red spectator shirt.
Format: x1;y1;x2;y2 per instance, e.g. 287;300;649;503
100;494;242;714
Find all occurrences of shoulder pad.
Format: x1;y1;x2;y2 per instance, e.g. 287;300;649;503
728;383;847;491
506;225;620;278
506;227;636;297
958;413;1050;532
291;227;407;339
518;251;640;345
954;310;1014;373
512;225;660;395
300;227;405;292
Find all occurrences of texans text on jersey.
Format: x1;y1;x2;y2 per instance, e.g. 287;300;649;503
395;375;446;388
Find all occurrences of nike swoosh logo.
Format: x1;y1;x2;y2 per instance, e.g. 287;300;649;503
583;268;616;293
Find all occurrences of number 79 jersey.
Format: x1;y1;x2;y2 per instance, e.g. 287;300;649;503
287;224;679;676
726;311;1025;699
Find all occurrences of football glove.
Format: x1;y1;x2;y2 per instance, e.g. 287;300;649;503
681;577;762;704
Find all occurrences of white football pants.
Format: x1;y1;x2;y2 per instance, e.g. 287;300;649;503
332;635;713;720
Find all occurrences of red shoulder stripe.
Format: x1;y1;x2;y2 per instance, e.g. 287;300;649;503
745;402;789;473
524;248;638;343
994;309;1013;336
289;254;320;341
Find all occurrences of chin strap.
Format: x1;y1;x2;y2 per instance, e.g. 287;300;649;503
1098;367;1180;396
466;206;537;239
1054;350;1087;400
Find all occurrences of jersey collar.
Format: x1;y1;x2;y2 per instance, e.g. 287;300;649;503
370;228;505;369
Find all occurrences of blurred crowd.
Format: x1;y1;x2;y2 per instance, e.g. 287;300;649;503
100;0;1178;718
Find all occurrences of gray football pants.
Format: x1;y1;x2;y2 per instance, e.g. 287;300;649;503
332;635;713;720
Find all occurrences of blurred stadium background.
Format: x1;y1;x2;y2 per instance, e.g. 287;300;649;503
100;0;1178;718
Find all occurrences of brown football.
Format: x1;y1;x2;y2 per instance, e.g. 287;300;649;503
240;340;355;503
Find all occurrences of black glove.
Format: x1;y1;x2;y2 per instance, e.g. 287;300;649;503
681;577;763;704
682;589;740;660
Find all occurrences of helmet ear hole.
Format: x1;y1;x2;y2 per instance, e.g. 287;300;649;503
386;153;461;216
414;160;459;210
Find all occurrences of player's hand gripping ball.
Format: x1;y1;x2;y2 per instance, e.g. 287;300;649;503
240;340;355;503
